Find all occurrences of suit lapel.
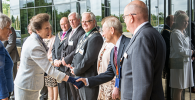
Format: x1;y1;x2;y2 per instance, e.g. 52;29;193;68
58;30;70;49
111;49;116;72
117;35;126;67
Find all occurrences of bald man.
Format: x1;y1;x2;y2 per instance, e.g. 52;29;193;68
52;17;73;100
121;0;166;100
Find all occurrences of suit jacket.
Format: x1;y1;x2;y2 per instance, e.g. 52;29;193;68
2;27;20;63
14;33;66;91
121;23;166;100
88;35;130;88
71;28;103;100
62;26;85;72
161;24;171;68
52;28;72;61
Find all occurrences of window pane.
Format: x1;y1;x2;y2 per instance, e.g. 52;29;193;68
90;0;101;24
54;4;70;33
27;9;34;24
78;1;86;15
53;0;70;5
35;0;52;6
10;0;19;9
11;9;20;30
71;2;77;12
19;0;26;8
20;9;28;35
27;0;34;7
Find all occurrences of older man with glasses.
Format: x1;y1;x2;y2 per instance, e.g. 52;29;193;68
67;12;103;100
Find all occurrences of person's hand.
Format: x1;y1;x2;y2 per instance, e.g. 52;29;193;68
66;64;73;68
2;97;8;100
54;60;61;67
62;57;67;66
112;87;120;99
76;78;87;86
70;68;75;75
192;57;195;60
67;77;85;89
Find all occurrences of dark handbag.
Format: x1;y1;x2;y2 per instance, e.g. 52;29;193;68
169;58;183;69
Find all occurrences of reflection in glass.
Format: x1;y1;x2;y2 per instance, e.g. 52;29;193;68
54;4;70;33
10;0;19;9
27;0;34;7
53;0;70;5
11;9;20;30
35;0;52;6
20;9;28;34
19;0;26;8
27;9;34;24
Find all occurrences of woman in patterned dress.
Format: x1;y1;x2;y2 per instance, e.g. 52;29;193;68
43;26;58;100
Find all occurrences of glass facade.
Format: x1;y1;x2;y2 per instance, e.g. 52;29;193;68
9;0;195;99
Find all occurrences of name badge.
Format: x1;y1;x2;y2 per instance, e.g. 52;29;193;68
124;52;128;59
68;41;73;46
79;49;84;55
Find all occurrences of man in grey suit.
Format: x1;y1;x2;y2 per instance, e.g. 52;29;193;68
76;16;130;100
60;12;85;100
2;27;20;100
120;1;166;100
67;12;103;100
52;17;72;100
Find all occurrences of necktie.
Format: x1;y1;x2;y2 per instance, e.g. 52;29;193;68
61;32;66;40
69;30;74;40
114;46;118;75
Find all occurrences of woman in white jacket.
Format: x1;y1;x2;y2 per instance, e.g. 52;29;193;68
170;13;194;100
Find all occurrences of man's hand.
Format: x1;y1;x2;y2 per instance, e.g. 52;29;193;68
76;78;87;86
112;87;120;99
62;57;67;66
67;77;85;89
54;60;61;67
70;68;75;75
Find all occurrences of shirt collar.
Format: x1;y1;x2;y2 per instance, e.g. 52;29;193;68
133;21;149;36
115;35;123;49
63;27;72;33
86;27;96;36
72;24;81;32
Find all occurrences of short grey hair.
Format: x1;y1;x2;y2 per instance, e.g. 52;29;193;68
0;13;12;29
82;12;96;22
104;16;123;33
68;12;80;20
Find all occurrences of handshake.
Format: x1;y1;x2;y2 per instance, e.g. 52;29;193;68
67;76;86;89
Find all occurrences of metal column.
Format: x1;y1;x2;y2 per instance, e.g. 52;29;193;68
0;0;2;13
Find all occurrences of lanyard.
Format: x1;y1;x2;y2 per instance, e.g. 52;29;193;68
58;32;68;42
75;31;98;53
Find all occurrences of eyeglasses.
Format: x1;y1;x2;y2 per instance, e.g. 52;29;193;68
122;13;136;20
82;20;93;24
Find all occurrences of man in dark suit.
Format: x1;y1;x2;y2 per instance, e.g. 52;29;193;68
52;17;72;100
67;12;103;100
2;27;20;100
161;15;174;100
76;16;130;100
61;12;85;100
120;1;166;99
